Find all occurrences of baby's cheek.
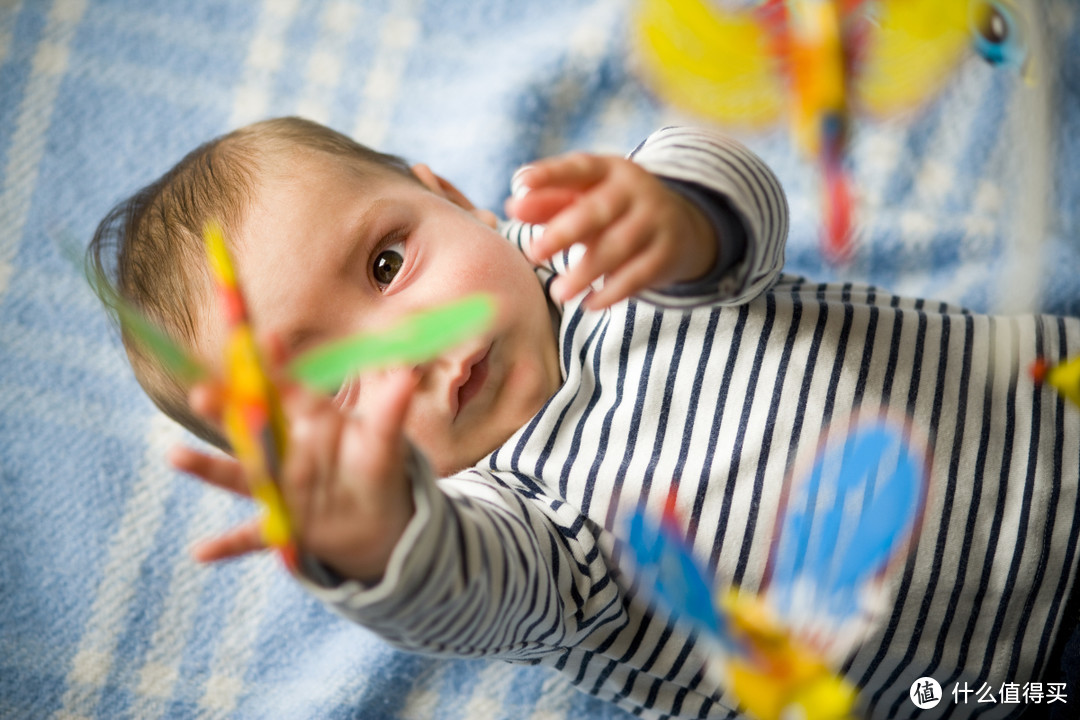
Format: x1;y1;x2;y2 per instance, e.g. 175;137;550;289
453;230;524;285
447;258;502;296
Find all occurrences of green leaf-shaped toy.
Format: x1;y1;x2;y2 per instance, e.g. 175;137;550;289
288;293;497;392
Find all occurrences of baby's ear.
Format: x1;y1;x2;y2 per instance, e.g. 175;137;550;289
411;164;497;228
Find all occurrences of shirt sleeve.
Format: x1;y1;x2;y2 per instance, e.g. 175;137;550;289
630;126;788;308
295;444;627;662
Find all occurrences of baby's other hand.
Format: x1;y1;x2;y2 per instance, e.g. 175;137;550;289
170;370;417;585
507;153;717;309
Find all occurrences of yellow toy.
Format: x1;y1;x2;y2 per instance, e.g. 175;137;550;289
633;0;1032;261
203;221;298;569
720;591;857;720
1032;355;1080;409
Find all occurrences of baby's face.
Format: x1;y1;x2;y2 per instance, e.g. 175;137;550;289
212;151;562;474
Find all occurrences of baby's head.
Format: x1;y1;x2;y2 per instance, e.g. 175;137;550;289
90;117;561;474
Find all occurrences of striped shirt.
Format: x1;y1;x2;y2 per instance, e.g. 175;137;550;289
307;127;1080;719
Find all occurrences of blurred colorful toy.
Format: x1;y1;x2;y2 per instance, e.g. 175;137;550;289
109;275;496;401
288;293;498;393
203;221;298;569
627;419;927;720
1032;355;1080;409
633;0;1032;262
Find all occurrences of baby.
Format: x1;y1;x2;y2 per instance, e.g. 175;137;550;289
90;117;1080;719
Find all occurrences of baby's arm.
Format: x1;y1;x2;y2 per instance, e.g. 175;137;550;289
171;374;629;663
509;126;788;308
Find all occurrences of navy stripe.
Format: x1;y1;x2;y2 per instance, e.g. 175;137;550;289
762;284;829;576
938;318;1014;716
969;319;1049;718
878;309;954;714
1031;317;1080;679
640;313;692;504
739;289;802;590
851;288;878;409
598;302;639;530
730;291;776;586
689;304;749;557
668;311;721;520
686;306;743;548
560;313;611;501
536;316;603;481
820;282;855;430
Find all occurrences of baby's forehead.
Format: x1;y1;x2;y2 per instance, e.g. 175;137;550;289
261;145;400;187
237;150;408;232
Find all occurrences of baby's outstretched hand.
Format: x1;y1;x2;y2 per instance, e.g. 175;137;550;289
170;370;417;585
508;153;717;309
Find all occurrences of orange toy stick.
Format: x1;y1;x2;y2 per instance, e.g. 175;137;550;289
203;221;298;570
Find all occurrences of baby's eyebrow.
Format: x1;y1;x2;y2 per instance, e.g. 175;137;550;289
342;196;397;270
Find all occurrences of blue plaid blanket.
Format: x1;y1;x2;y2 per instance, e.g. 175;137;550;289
1;1;1077;718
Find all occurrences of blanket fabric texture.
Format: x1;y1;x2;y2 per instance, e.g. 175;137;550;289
1;1;1078;718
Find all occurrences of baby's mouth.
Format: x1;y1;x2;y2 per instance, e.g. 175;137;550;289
453;345;490;420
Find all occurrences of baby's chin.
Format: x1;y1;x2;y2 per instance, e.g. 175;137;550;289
426;450;484;477
423;438;498;476
416;424;518;477
432;457;474;476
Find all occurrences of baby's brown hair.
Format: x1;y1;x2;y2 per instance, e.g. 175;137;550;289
88;117;417;449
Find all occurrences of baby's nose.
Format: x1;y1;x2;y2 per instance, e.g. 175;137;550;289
408;359;451;397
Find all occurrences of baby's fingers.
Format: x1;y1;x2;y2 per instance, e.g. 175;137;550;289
581;246;668;310
191;519;265;563
367;369;417;448
282;390;346;526
168;444;251;498
532;184;632;263
519;153;610;192
507;187;578;226
550;220;650;303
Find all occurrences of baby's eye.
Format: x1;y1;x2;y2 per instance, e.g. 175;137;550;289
372;241;405;289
